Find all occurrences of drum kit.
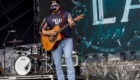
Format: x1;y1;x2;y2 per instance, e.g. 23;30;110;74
4;40;55;76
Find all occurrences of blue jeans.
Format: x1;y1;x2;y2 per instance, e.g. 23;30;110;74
52;38;75;80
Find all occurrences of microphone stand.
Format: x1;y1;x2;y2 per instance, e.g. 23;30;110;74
1;31;11;76
40;11;51;80
40;25;43;80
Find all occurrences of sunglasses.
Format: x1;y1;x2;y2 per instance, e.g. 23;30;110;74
51;4;59;7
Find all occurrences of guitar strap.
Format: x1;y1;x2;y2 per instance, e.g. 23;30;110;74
61;12;65;26
61;12;65;39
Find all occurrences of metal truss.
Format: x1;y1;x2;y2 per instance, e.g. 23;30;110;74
0;8;33;31
34;0;40;43
0;0;24;17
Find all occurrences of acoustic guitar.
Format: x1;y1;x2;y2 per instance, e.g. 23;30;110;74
42;14;84;51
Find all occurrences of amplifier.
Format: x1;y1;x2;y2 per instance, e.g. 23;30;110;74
62;55;78;66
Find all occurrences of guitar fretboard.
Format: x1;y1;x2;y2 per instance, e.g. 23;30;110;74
56;23;70;34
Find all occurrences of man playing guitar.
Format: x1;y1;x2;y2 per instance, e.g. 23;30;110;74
41;0;76;80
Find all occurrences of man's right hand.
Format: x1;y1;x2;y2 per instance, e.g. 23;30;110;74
49;30;57;36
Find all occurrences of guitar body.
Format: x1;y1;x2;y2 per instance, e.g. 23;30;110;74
42;25;64;51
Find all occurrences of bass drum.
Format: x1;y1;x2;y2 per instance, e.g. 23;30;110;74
15;56;33;75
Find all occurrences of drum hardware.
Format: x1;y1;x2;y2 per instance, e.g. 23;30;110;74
46;63;55;74
38;61;46;74
33;58;39;74
37;53;55;74
46;52;56;74
39;63;56;74
38;54;46;74
39;54;46;62
30;46;41;74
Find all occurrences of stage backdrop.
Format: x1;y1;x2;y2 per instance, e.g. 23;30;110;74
40;0;140;60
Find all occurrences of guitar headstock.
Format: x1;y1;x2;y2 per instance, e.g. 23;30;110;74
74;14;84;21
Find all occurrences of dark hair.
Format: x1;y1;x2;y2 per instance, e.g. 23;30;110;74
51;0;60;5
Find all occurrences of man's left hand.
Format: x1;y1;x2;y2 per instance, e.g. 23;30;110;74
70;21;75;26
69;20;76;28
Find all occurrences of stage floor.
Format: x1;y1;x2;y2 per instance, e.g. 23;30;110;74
0;75;86;80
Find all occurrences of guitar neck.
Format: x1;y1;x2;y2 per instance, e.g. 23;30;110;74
56;14;83;34
57;22;73;34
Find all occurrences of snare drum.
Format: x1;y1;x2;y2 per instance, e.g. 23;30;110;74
15;56;33;75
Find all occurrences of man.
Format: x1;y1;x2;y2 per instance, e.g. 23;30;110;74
41;0;76;80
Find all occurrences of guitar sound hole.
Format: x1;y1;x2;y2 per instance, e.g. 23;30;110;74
52;37;57;42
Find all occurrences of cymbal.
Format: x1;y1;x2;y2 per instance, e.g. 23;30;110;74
7;40;23;43
13;47;29;51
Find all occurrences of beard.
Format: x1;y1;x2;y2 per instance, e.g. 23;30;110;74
52;8;60;13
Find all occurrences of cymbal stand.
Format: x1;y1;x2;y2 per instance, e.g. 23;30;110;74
40;53;55;74
1;31;11;75
39;54;46;74
45;53;55;74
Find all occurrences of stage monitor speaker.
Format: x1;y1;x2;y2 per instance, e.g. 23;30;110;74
62;55;80;75
62;55;78;66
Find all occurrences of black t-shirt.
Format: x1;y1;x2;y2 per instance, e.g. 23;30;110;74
45;11;72;37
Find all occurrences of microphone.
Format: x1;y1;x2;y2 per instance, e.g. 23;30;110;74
8;30;16;32
50;8;56;11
